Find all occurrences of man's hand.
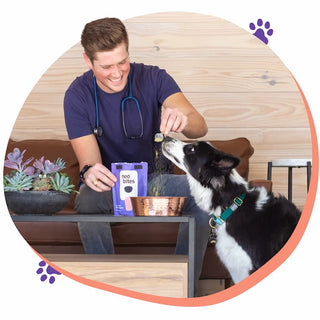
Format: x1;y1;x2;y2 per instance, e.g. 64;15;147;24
83;163;117;192
161;92;207;139
160;107;188;135
70;135;117;192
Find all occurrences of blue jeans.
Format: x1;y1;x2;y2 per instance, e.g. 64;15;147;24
75;174;210;291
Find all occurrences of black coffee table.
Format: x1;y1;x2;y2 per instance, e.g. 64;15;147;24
12;214;196;297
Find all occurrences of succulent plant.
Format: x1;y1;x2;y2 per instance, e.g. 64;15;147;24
4;148;34;176
32;176;52;191
33;157;60;176
3;147;75;194
3;172;33;191
50;173;75;194
55;157;66;171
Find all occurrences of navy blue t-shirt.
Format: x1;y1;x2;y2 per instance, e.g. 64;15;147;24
64;63;181;173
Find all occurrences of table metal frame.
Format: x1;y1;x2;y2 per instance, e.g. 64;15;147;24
12;214;196;297
267;159;312;202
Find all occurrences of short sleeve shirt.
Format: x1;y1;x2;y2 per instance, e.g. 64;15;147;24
64;63;181;173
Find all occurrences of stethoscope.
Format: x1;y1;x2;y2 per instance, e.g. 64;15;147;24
93;74;144;139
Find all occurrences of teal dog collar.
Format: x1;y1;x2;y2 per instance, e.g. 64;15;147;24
209;193;246;226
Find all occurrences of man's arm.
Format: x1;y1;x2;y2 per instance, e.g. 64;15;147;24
70;134;117;192
161;92;208;139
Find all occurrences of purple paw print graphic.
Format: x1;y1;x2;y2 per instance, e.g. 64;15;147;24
36;260;61;284
250;19;273;44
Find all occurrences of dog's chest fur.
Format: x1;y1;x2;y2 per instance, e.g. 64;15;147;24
187;173;254;282
215;225;253;283
187;175;213;212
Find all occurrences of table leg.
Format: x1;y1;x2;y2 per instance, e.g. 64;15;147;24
288;167;293;202
267;161;272;180
188;216;195;298
307;161;311;191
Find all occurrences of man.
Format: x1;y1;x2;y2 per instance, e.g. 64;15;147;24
64;17;209;293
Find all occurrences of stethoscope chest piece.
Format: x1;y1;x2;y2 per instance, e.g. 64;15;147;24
94;126;103;137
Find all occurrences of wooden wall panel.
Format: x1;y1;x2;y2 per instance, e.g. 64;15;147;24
184;92;308;128
9;12;312;208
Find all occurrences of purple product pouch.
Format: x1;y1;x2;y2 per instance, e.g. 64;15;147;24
111;162;148;216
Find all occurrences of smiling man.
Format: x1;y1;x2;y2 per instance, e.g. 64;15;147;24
63;17;209;295
83;49;130;94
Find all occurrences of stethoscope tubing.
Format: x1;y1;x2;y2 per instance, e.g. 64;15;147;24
93;73;143;139
93;75;100;132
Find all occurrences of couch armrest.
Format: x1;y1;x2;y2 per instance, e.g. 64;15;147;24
249;179;272;192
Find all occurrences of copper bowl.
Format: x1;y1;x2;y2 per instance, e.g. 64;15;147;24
130;196;186;216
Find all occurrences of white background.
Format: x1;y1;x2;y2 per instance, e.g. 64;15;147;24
0;0;319;319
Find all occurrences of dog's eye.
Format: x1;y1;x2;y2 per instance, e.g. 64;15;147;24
185;144;195;155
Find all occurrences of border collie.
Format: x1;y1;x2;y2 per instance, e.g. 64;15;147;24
162;136;301;284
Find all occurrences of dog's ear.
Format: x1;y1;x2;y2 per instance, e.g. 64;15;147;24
211;153;240;172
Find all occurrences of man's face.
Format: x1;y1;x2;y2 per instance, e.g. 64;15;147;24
84;42;130;94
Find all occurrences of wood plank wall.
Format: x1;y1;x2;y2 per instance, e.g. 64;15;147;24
10;12;312;208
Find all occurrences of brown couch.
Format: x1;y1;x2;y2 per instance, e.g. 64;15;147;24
5;137;271;287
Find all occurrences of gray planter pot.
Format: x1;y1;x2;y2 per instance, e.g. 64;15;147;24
4;191;71;215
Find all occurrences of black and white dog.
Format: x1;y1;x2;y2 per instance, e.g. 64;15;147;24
162;136;301;284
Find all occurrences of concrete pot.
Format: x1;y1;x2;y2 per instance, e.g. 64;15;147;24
4;191;71;214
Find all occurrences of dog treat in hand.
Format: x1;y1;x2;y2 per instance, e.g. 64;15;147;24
154;133;164;142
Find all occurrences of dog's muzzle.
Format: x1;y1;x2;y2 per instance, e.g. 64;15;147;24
162;136;186;168
162;136;177;156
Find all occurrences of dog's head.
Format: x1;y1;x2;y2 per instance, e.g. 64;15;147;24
162;136;240;188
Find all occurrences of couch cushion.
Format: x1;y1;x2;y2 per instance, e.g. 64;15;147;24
112;222;180;246
15;221;82;244
15;221;180;246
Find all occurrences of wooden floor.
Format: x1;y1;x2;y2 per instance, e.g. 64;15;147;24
198;279;225;296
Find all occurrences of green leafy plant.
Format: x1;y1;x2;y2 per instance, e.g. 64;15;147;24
4;148;75;194
3;172;33;191
50;173;74;193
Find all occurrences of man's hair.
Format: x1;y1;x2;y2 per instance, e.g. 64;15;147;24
81;17;129;62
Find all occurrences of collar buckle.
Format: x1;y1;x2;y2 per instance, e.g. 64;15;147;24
210;215;225;226
233;196;244;206
208;193;246;227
